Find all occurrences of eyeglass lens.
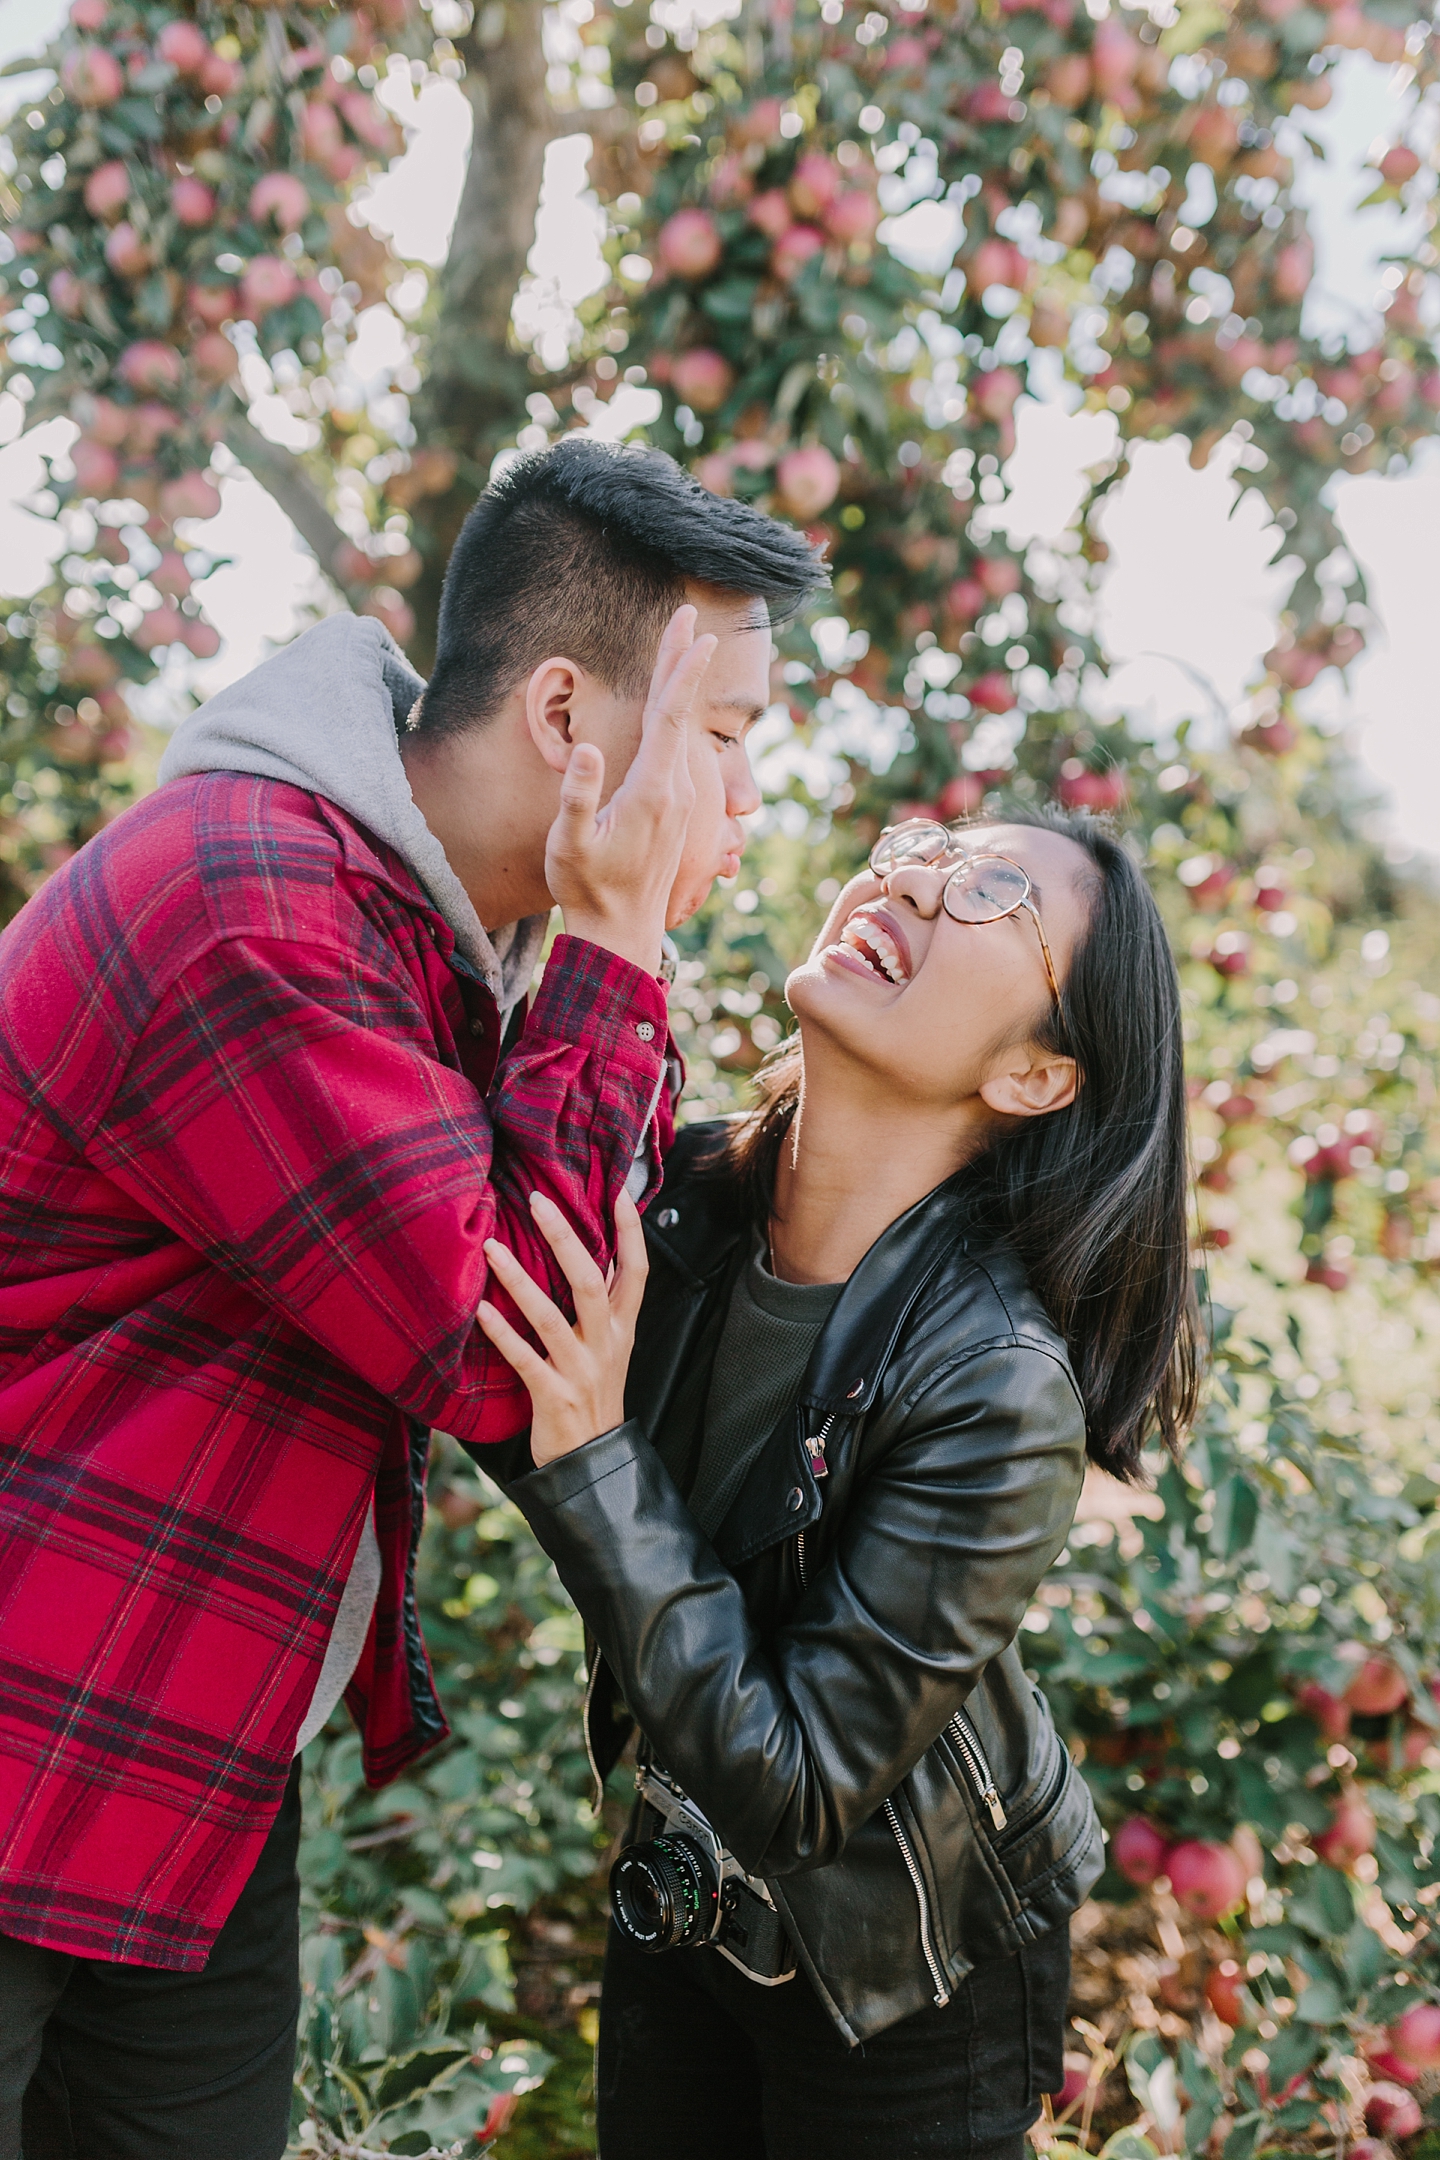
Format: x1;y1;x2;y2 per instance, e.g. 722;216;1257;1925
943;858;1030;923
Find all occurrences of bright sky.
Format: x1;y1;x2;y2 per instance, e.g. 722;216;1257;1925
1;4;1436;855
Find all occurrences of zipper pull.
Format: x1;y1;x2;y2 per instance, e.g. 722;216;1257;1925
981;1783;1007;1831
804;1435;829;1478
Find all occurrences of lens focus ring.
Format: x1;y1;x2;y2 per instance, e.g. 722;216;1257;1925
610;1834;720;1952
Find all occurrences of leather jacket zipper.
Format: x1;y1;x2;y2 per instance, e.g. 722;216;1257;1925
804;1414;835;1479
948;1710;1008;1831
883;1799;950;2007
795;1530;808;1588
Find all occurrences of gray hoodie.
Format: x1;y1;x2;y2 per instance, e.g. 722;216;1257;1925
158;612;548;1016
159;612;550;1747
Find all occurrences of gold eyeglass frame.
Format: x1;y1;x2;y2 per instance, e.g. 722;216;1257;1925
868;820;1065;1022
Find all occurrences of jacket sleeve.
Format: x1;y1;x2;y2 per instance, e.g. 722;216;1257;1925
506;1343;1085;1878
91;930;668;1447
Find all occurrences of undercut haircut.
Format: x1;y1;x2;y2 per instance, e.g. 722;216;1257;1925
416;437;831;741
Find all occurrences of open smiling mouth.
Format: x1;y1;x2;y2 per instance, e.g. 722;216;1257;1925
838;915;909;984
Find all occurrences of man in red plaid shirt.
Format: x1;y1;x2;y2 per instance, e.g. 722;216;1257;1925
0;439;825;2157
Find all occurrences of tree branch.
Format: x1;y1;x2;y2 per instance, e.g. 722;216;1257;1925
405;0;553;668
223;412;362;601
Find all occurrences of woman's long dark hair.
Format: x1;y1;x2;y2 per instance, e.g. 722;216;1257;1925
721;808;1201;1483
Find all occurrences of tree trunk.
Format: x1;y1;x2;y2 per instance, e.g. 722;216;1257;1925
405;0;554;670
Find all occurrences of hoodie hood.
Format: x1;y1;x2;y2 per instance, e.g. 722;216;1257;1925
158;613;547;1014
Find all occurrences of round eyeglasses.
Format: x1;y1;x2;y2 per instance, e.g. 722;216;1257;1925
868;820;1065;1020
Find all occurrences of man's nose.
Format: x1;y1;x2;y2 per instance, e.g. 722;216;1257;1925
729;749;763;820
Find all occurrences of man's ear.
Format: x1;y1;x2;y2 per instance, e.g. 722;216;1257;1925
978;1050;1079;1122
523;657;585;775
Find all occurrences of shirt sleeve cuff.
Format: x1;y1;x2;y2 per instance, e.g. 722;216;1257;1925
525;935;669;1075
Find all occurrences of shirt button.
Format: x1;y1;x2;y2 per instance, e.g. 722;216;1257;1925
787;1487;804;1512
636;1021;656;1043
657;1207;679;1228
470;1017;485;1037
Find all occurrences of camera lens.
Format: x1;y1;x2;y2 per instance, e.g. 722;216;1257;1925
610;1834;720;1952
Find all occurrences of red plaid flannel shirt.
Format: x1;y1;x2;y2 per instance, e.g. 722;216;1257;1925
0;773;672;1969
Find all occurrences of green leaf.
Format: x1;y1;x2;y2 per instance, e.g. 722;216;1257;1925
701;277;761;323
1101;2130;1162;2160
1212;1474;1259;1559
1266;2023;1324;2083
1296;1978;1345;2024
1343;1920;1383;1990
1222;2117;1261;2160
371;2045;471;2112
1288;1866;1354;1939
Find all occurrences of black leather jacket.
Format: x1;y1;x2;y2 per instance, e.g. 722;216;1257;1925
506;1124;1104;2046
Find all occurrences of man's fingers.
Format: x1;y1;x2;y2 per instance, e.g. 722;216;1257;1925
619;633;715;811
548;740;605;859
476;1299;551;1391
642;603;698;715
483;1240;584;1363
528;1192;610;1321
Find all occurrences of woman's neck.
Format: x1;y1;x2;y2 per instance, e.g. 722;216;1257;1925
767;1070;990;1286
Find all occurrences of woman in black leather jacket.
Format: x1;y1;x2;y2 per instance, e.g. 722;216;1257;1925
477;811;1199;2160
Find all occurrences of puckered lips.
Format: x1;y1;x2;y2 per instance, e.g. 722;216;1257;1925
826;903;913;985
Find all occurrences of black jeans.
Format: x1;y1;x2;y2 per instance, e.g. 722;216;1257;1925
596;1916;1070;2160
0;1762;302;2160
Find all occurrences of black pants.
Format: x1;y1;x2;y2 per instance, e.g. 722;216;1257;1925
596;1916;1070;2160
0;1763;302;2160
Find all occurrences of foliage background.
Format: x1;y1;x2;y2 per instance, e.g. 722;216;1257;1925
2;0;1440;2148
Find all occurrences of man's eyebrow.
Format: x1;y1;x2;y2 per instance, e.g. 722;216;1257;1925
713;693;767;725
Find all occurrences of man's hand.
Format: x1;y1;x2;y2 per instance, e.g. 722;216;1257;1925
477;1190;649;1468
545;605;715;974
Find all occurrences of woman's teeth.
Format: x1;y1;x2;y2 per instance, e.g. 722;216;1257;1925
840;917;907;983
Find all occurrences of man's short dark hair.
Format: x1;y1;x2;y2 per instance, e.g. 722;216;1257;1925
416;437;830;740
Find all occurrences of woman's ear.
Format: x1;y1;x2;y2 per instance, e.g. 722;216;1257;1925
979;1049;1079;1122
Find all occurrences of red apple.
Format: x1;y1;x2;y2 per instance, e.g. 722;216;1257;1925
181;617;221;659
775;445;841;522
1091;17;1139;98
936;775;985;820
69;439;119;497
976;555;1022;599
772;224;826;282
945;577;987;624
789;150;839;218
62;43;124;106
50;269;87;317
198;52;242;97
747;188;792;239
249;172;310;233
83;158;130;219
150;550;191;599
157;18;210;73
1205;1960;1248;2028
1380;145;1420;185
969;240;1027;295
1390;2003;1440;2072
69;0;107;25
188;282;237;327
171;177;216;227
657;207;722;281
104;221;151;278
1052;2052;1090;2111
1313;1794;1376;1869
1272;240;1314;304
1113;1815;1170;1887
973;368;1023;423
1345;1657;1409;1718
671;348;734;413
239;255;298;317
1297;1681;1351;1741
1166;1839;1248;1921
192;331;238;382
1366;2086;1422;2142
133;605;187;651
301;99;342;162
968;671;1015;715
128;401;179;453
826;191;880;244
361;587;415;644
159;470;222;522
118;340;183;393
